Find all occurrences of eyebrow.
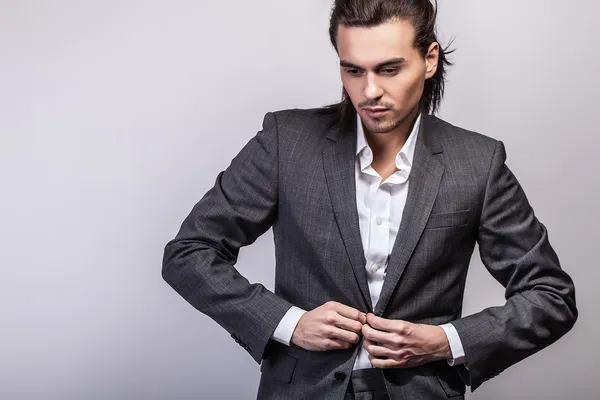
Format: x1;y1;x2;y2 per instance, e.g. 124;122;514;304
339;57;406;70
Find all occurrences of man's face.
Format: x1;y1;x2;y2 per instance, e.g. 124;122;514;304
336;19;439;134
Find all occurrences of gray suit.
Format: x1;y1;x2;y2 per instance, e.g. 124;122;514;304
162;108;577;399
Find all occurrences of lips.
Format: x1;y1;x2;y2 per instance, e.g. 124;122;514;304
364;108;389;118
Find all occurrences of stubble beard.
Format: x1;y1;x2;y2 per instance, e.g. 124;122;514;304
362;113;404;135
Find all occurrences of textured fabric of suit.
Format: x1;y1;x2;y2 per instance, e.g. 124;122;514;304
162;108;577;399
344;368;389;399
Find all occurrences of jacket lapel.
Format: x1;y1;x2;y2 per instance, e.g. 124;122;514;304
374;114;445;315
322;122;372;311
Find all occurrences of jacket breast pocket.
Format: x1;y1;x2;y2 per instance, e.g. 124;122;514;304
425;209;470;230
260;351;298;384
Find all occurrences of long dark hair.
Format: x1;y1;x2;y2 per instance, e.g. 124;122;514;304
319;0;455;130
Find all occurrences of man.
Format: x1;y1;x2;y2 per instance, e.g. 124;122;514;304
162;0;577;398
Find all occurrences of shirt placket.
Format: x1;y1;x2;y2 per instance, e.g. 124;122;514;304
366;180;391;309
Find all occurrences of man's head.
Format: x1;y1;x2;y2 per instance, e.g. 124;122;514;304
325;0;453;133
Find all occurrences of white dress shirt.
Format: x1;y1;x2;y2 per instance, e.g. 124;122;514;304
271;112;466;369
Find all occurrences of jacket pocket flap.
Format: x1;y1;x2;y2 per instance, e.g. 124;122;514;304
425;210;470;229
435;365;466;397
260;351;298;384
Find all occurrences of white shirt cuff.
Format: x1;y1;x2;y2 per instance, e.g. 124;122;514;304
271;306;307;346
439;323;466;366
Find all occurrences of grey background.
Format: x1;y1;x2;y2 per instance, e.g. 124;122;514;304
0;0;597;398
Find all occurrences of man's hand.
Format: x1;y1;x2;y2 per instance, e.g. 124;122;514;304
361;313;452;368
291;301;367;351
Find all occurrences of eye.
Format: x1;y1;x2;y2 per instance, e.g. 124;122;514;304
380;68;399;75
345;69;364;77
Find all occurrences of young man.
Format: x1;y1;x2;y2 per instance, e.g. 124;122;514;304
162;1;577;398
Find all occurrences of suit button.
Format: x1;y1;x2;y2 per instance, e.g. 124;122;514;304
334;371;346;382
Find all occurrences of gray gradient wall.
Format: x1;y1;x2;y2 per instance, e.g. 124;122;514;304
1;1;597;399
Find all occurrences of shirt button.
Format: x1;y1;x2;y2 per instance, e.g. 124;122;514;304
371;264;379;273
376;217;382;225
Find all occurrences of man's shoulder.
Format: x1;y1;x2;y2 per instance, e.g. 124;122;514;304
270;106;332;120
268;107;338;135
427;114;499;156
428;114;498;145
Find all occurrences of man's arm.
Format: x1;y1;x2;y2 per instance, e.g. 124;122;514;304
162;112;293;364
450;140;578;391
162;112;366;361
360;140;576;389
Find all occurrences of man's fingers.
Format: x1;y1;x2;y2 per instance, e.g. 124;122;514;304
332;314;364;334
328;326;360;344
362;324;400;347
328;301;367;323
368;355;402;369
366;313;410;333
362;339;395;358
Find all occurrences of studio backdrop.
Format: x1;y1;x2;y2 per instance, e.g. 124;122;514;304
0;0;597;399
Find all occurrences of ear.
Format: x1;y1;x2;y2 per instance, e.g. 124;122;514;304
425;42;439;79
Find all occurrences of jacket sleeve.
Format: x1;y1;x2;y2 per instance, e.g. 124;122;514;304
450;140;578;391
162;112;293;364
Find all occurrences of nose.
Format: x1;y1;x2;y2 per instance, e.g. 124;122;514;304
363;73;383;100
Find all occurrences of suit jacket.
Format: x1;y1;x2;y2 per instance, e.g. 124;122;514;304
162;108;577;399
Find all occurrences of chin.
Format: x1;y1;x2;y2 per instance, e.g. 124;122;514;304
364;118;400;134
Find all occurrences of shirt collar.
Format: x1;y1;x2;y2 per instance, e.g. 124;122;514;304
355;111;421;172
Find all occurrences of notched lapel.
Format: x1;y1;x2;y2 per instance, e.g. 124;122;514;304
322;128;372;311
375;115;445;315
